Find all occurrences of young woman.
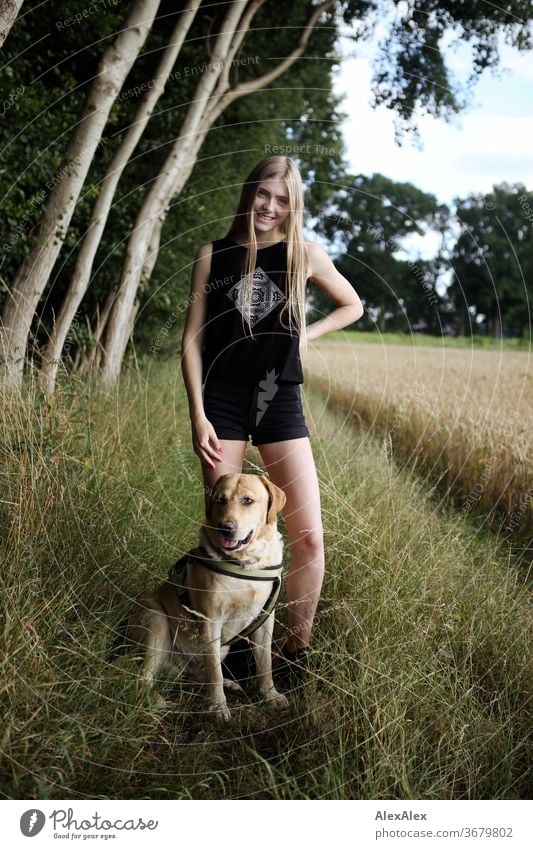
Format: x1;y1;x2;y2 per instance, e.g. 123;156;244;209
181;155;363;680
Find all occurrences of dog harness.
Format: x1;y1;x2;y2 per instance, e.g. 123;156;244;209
167;546;283;645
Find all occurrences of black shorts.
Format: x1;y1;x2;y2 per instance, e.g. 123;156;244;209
203;379;309;446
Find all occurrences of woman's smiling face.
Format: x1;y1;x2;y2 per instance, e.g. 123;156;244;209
252;178;290;237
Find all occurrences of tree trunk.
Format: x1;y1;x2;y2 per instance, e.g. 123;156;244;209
0;0;161;389
455;304;467;337
100;0;249;384
39;0;201;399
378;295;386;333
491;309;502;338
100;0;335;384
76;289;116;375
0;0;23;47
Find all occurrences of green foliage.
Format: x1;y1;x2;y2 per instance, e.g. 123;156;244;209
369;0;533;141
314;176;532;339
314;172;445;331
0;0;126;278
449;184;533;337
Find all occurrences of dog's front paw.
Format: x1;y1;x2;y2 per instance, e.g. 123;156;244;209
208;701;232;722
223;677;244;693
262;688;289;710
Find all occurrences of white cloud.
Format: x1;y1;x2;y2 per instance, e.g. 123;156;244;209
333;32;533;205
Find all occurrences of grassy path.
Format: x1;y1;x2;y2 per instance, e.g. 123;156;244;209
0;363;531;799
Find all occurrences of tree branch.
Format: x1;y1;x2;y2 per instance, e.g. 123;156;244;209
211;0;267;96
204;0;337;125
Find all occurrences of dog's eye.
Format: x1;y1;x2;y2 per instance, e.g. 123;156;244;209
241;497;254;505
215;496;228;505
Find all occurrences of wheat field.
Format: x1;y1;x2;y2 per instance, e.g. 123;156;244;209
304;340;533;542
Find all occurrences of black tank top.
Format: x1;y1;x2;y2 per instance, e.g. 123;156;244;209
202;237;305;387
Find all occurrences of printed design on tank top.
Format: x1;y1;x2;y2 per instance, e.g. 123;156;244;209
226;266;285;327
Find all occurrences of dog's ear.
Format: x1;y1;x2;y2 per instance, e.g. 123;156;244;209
259;475;286;524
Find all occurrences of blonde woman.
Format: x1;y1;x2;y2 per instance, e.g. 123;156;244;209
181;155;363;685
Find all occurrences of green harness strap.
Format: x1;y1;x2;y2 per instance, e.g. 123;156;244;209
167;547;283;646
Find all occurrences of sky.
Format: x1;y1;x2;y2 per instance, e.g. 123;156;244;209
332;18;533;259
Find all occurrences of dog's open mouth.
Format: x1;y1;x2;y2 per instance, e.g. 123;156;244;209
219;529;253;552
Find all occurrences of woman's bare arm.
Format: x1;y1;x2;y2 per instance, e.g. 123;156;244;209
181;243;223;470
305;241;364;341
181;243;211;415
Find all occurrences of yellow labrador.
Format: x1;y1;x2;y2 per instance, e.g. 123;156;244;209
129;473;289;720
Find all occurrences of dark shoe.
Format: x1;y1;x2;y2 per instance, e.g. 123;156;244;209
275;643;310;691
222;639;256;685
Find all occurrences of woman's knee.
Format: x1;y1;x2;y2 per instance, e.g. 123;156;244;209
289;525;324;562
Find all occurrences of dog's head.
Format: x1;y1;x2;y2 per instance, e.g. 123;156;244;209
205;473;286;555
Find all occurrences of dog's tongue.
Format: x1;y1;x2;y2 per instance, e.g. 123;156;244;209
222;538;240;550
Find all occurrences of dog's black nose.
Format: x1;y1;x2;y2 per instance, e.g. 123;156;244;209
218;521;236;536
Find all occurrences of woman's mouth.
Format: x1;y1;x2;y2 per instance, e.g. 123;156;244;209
257;213;274;222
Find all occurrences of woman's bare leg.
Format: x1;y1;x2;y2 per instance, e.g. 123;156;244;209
256;437;324;650
200;439;247;515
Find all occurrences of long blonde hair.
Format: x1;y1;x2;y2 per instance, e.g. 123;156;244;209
226;156;308;349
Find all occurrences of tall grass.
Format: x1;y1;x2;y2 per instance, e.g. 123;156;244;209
0;363;531;799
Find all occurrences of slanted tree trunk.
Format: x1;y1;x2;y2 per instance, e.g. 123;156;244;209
0;0;23;47
39;0;201;399
0;0;161;389
100;0;336;384
76;290;116;375
99;0;250;383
